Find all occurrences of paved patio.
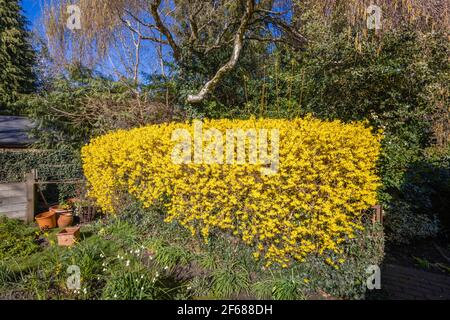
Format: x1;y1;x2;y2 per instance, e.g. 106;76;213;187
382;263;450;300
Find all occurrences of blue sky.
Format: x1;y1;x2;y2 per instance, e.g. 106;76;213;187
19;0;161;80
21;0;41;28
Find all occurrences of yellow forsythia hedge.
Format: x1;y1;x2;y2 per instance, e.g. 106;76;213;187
82;117;382;267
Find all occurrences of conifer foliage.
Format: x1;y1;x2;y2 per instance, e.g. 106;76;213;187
0;0;35;112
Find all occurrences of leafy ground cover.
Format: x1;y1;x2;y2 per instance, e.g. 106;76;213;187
0;203;383;300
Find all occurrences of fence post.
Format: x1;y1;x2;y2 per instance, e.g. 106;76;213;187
371;205;383;224
25;170;36;223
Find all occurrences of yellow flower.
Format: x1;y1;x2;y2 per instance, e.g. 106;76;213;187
82;116;382;267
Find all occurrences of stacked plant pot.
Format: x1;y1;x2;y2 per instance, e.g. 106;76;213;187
50;204;74;228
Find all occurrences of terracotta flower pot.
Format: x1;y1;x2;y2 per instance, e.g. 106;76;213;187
49;205;73;215
57;213;73;228
35;211;57;230
67;198;80;205
57;226;80;247
65;226;80;233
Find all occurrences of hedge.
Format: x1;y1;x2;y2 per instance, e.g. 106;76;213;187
82;117;382;267
0;146;83;201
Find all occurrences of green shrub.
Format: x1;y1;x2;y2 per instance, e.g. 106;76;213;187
241;27;450;244
0;216;40;261
380;142;450;243
384;200;440;243
0;262;22;289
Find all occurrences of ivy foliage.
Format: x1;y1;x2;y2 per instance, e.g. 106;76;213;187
0;146;82;202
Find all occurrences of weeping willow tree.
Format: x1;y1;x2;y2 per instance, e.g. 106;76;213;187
41;0;449;104
305;0;449;30
42;0;136;73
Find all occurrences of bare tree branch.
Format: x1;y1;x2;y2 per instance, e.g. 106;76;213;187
188;3;205;43
133;24;142;84
266;15;308;46
187;0;256;104
150;0;182;62
121;17;169;44
124;9;156;29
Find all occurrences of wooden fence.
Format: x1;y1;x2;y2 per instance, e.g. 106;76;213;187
0;169;84;222
0;172;35;222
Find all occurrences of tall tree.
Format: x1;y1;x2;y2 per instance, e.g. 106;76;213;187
42;0;448;105
0;0;36;113
43;0;305;104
